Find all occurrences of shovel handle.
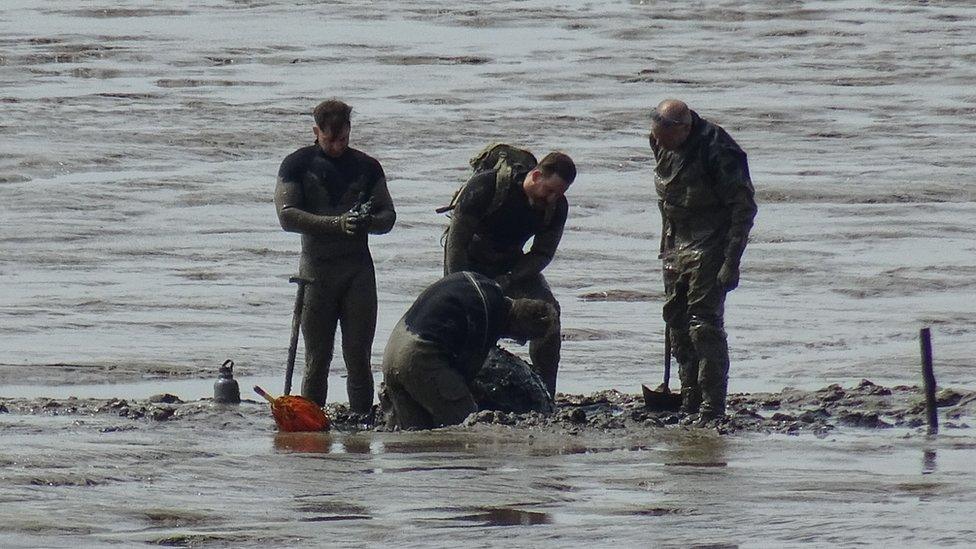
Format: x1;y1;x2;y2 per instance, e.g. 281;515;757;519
253;385;276;404
284;276;313;396
663;325;671;390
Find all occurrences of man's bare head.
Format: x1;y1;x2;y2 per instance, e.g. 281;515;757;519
651;99;693;150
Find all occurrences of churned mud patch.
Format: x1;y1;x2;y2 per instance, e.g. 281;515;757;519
50;7;192;18
147;532;298;547
441;507;553;527
2;381;972;437
377;55;492;66
579;289;660;302
0;361;215;386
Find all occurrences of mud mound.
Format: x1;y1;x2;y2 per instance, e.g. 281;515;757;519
469;346;554;415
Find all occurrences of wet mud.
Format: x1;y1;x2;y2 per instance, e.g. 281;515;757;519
3;380;972;438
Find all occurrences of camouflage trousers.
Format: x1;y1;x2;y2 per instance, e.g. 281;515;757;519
662;246;730;416
381;319;477;430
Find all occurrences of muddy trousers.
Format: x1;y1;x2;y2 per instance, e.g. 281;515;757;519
503;273;561;398
381;320;478;430
663;248;730;416
300;255;377;412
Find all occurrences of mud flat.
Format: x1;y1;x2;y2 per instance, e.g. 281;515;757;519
3;380;973;437
3;381;976;547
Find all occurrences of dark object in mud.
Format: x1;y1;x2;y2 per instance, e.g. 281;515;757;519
213;359;240;404
148;393;182;404
469;347;554;415
919;327;938;435
642;326;681;412
642;384;681;412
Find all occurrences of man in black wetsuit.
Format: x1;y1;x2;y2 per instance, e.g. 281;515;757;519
381;271;555;430
444;151;576;397
274;99;396;413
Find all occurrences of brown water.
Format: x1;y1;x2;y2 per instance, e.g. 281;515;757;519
2;0;976;545
2;406;975;547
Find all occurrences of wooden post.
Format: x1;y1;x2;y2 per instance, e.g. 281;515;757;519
919;327;938;435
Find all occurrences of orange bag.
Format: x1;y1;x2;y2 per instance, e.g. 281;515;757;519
254;386;331;432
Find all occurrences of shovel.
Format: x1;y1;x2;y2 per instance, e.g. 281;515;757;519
642;325;682;411
252;276;331;432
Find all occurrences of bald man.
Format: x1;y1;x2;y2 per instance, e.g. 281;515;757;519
649;99;757;425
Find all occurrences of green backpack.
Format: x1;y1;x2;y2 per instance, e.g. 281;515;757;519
436;143;538;216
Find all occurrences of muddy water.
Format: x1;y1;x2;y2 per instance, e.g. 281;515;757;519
2;407;975;547
2;0;976;546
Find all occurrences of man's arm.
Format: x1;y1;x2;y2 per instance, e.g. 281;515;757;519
274;158;357;237
507;200;568;283
710;144;757;290
365;174;396;234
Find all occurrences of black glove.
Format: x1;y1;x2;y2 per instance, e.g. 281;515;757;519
717;260;740;291
339;212;370;236
494;273;513;292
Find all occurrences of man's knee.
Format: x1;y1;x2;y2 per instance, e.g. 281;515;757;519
427;370;477;426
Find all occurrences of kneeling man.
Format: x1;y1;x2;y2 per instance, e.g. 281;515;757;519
382;271;554;430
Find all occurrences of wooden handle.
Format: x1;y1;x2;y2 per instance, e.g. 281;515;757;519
253;385;276;404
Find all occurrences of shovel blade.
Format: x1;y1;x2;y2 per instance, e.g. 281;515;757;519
642;384;682;412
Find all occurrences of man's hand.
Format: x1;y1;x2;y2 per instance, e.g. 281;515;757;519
717;260;740;291
494;273;513;292
339;212;370;236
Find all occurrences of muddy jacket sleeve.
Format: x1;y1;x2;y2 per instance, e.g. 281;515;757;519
444;172;494;274
366;172;396;234
708;144;757;265
274;156;348;237
509;199;568;282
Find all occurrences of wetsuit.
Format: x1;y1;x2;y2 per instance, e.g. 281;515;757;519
651;110;757;417
444;170;567;396
382;272;510;429
275;144;395;412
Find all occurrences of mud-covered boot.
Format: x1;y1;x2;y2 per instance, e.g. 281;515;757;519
696;387;727;427
689;320;730;427
679;386;702;415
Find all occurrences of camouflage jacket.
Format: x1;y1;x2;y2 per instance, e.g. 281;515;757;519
650;110;757;264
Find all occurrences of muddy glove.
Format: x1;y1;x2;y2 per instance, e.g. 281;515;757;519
717;259;740;291
339;211;370;236
494;273;513;292
719;237;747;291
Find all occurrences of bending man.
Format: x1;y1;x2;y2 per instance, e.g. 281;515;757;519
444;150;576;396
382;271;555;430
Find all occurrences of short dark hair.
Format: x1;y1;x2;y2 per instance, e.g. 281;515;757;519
537;152;576;185
313;99;352;135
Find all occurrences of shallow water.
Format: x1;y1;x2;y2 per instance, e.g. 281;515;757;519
2;0;976;545
2;409;975;547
